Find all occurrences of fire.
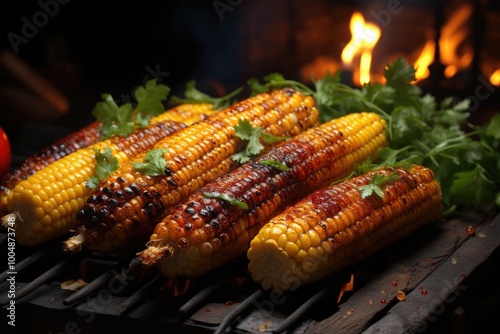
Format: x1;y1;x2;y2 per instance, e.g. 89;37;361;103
490;69;500;86
440;3;474;78
414;38;435;82
341;11;381;86
163;278;191;297
337;274;355;303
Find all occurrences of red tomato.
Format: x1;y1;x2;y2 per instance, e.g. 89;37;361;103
0;127;12;178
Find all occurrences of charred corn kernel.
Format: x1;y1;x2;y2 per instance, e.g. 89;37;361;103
138;112;387;278
0;121;101;213
0;103;215;214
247;165;443;291
4;104;215;247
71;88;320;254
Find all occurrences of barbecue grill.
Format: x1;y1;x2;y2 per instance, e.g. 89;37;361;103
2;1;500;333
1;208;498;334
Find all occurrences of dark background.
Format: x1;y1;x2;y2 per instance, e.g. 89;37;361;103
0;0;246;162
0;0;497;162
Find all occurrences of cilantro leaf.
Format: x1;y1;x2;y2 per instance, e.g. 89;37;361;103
203;192;248;209
232;119;286;164
87;148;119;189
131;148;169;176
358;173;400;199
449;164;496;209
169;80;243;110
247;72;314;97
92;79;170;139
134;79;170;117
259;159;288;171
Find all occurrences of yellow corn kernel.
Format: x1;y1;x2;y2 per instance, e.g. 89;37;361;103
137;111;388;279
73;88;320;255
5;105;213;247
247;165;443;291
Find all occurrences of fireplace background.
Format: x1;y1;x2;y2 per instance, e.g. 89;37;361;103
2;0;499;153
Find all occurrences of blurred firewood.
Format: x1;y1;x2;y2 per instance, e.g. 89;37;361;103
0;48;69;122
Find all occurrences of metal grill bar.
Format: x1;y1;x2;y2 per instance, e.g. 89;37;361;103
214;289;264;334
118;274;165;314
178;277;230;317
0;248;48;283
0;254;80;307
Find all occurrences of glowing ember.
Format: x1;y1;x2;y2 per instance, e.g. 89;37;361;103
396;290;406;301
489;69;500;86
341;11;381;86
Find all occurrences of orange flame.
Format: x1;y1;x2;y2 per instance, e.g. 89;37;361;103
440;3;474;78
414;38;436;82
337;274;355;303
341;12;381;86
490;69;500;86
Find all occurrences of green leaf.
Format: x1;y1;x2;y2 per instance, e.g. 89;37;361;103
92;80;170;139
232;119;264;163
169;80;243;110
87;148;119;189
449;164;496;208
485;113;500;140
259;159;288;171
358;173;400;199
247;73;314;96
134;79;170;116
202;192;248;209
131;148;169;176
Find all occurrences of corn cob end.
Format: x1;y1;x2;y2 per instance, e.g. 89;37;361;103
63;231;85;252
137;242;173;267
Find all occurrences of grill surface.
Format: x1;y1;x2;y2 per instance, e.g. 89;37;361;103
1;207;499;334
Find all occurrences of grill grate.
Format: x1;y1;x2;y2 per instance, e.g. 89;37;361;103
1;209;499;333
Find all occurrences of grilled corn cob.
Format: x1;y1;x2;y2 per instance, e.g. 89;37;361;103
67;88;320;254
0;103;215;214
4;104;215;247
0;121;101;213
247;164;443;291
138;112;387;278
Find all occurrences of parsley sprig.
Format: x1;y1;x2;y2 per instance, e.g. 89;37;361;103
169;80;244;110
87;148;119;189
131;148;169;176
358;173;400;199
232;119;289;163
92;79;170;139
251;58;500;212
202;192;248;209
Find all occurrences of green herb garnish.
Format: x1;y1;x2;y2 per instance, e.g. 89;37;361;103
87;148;119;189
251;58;500;212
232;119;288;164
259;159;288;171
359;173;400;199
92;79;170;139
169;80;243;110
203;192;248;209
131;148;169;176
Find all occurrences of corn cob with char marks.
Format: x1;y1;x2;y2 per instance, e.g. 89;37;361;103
66;88;319;254
138;112;387;278
0;121;101;213
247;164;442;291
3;103;215;247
